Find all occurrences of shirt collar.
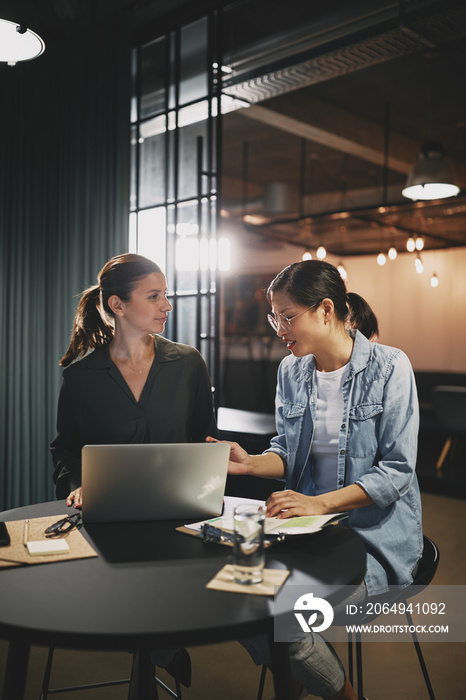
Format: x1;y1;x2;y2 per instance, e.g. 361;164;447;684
298;329;372;381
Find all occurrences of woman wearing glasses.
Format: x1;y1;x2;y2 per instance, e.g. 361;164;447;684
51;252;217;508
209;260;422;700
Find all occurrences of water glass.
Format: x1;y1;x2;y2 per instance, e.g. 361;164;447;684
233;505;266;584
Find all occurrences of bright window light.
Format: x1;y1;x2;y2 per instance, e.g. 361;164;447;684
218;237;231;271
176;236;199;271
136;208;167;271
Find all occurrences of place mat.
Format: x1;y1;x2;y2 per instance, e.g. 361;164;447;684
0;515;98;569
206;564;290;596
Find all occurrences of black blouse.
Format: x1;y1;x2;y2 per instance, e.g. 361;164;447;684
50;336;218;498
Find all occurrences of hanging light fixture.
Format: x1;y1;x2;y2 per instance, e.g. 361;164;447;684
406;237;416;252
402;141;460;201
415;254;424;274
415;236;425;251
430;273;439;288
302;251;312;261
402;55;459;201
377;253;387;266
388;247;397;260
337;262;347;280
316;246;327;260
0;18;45;66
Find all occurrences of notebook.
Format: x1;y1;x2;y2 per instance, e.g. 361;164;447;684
81;442;230;523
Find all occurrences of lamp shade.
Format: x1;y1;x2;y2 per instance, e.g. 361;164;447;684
402;141;460;201
0;18;45;65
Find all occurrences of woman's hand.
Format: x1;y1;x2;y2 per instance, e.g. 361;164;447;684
206;436;252;475
66;487;83;509
265;489;326;518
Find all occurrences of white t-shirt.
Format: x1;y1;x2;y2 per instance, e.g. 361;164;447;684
310;363;350;496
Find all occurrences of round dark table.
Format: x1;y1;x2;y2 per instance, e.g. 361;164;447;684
0;500;366;699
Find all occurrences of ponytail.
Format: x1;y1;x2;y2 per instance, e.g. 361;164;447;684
346;292;379;340
59;285;114;367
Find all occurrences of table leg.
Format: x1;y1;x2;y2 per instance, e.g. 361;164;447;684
268;635;293;700
127;651;157;700
3;639;30;700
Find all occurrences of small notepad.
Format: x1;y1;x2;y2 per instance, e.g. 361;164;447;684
26;539;70;556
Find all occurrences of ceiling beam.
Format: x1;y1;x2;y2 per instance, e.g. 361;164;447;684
238;92;466;186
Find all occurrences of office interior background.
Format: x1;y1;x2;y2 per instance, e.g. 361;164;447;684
1;0;466;510
0;1;466;698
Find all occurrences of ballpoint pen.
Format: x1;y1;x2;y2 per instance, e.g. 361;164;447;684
23;519;29;547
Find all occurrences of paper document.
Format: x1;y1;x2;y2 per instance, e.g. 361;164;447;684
185;495;347;537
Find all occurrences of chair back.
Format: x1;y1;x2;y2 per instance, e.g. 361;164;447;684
431;386;466;436
411;536;439;590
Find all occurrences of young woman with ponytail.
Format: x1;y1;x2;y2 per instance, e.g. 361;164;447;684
209;260;422;700
51;253;217;505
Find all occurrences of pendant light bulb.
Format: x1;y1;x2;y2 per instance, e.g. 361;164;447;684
406;237;416;253
337;263;347;280
388;247;397;260
316;246;327;260
377;253;387;266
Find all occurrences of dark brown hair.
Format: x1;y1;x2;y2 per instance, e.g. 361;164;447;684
267;260;378;340
60;253;163;366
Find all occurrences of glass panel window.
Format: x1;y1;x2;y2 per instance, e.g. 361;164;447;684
140;37;167;119
138;132;166;208
179;18;208;106
137;208;167;271
176;295;197;347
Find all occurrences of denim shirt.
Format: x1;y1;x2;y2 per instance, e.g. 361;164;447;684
266;330;423;596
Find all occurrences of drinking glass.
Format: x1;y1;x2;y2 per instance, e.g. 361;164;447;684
233;505;266;584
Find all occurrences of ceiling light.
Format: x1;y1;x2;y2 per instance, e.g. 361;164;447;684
377;253;387;266
388;247;397;260
415;255;424;274
337;263;347;280
406;237;416;253
415;237;425;251
0;18;45;65
316;246;327;260
302;251;312;261
430;273;439;288
402;141;460;201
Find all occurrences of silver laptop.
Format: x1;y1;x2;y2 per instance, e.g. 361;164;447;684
81;442;230;523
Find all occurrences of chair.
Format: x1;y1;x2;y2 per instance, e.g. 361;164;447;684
39;647;191;699
347;536;439;700
256;536;439;700
431;385;466;470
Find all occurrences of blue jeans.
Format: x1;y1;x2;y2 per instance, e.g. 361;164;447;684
241;583;367;697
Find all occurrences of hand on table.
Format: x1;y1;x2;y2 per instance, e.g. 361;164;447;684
66;487;82;509
265;489;326;518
